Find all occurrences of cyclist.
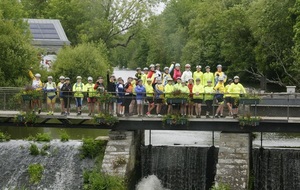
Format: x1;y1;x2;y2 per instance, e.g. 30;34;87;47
43;76;57;115
214;64;227;85
73;76;85;116
181;64;192;83
228;76;246;119
61;77;72;116
214;76;225;118
57;76;65;115
203;66;214;86
193;65;203;83
204;80;215;118
28;68;43;114
224;79;233;116
86;77;96;116
192;78;204;118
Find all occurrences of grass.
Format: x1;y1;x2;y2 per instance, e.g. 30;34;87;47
80;138;107;159
28;163;44;184
83;170;125;190
25;133;51;142
59;130;70;142
29;144;39;156
0;131;11;142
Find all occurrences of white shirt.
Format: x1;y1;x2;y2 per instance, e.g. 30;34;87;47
181;71;193;83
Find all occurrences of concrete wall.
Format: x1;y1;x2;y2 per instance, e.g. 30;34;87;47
101;130;143;178
215;132;251;189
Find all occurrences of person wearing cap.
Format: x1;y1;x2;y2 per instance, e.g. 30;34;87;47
94;76;106;113
187;78;194;117
86;77;96;116
203;66;214;86
147;64;156;84
135;79;146;117
164;77;175;114
224;79;233;116
155;63;162;81
204;80;215;118
215;64;227;85
174;77;182;90
73;76;86;116
214;76;226;118
43;76;57;115
181;64;193;83
192;78;204;118
61;77;72;116
179;80;190;116
145;78;155;117
116;77;125;116
135;67;142;80
141;67;149;85
154;79;164;117
228;76;246;118
193;65;203;84
173;63;181;82
162;66;172;86
28;67;43;113
57;76;65;115
107;70;117;115
124;77;134;116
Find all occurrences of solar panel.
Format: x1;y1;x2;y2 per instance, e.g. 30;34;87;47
29;23;60;40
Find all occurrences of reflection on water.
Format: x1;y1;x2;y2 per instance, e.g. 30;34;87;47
145;130;300;148
0;126;108;139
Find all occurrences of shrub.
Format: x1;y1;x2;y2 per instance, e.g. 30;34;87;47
0;131;11;142
83;170;125;190
35;133;51;142
60;130;70;142
210;183;231;190
28;163;44;184
80;138;107;159
29;143;39;156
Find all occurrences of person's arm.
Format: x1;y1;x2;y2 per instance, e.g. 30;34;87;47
169;63;174;74
28;69;34;80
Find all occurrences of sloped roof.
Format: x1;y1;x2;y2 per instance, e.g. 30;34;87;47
26;19;70;53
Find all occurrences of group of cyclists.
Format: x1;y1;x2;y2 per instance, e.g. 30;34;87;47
28;63;246;118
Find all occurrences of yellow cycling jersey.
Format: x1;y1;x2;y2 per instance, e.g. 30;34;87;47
164;84;174;98
193;71;203;83
85;83;96;97
202;72;214;86
141;74;147;85
224;84;231;97
214;82;225;93
204;85;215;101
192;83;204;99
227;83;246;98
145;83;154;97
73;82;86;98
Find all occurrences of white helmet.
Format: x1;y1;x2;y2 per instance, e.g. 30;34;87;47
185;64;191;68
76;76;82;79
59;76;65;80
149;64;155;68
47;76;53;79
234;76;239;79
196;65;201;69
88;76;93;81
164;67;169;71
175;63;180;67
219;76;225;81
217;64;222;68
35;73;41;78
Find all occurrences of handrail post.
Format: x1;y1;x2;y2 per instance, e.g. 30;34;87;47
287;94;290;120
3;92;6;110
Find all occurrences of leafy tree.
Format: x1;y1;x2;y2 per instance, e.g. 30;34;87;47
0;0;40;87
51;42;110;84
21;0;49;18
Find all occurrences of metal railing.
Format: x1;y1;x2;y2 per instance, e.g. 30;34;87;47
0;87;299;119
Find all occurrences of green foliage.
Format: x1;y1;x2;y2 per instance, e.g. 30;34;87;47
28;163;44;184
93;113;119;126
29;143;39;156
59;130;70;142
52;42;110;84
162;114;189;127
239;113;261;127
80;138;107;159
0;131;11;142
112;156;127;169
35;133;51;142
83;170;125;190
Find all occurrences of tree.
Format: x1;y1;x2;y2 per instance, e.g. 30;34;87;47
51;42;110;84
21;0;49;18
0;0;40;86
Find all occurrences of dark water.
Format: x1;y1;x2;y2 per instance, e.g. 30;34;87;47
141;146;218;190
252;148;300;190
0;126;108;139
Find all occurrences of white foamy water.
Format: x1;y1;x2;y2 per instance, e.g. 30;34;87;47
136;175;169;190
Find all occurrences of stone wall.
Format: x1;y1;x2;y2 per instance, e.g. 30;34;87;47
101;130;142;178
215;132;251;189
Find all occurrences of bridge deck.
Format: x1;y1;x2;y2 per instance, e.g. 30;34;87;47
0;111;299;132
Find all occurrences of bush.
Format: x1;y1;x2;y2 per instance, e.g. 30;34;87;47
210;183;231;190
60;130;70;142
0;131;11;142
80;138;107;159
35;133;51;142
83;170;125;190
29;143;39;156
28;163;44;184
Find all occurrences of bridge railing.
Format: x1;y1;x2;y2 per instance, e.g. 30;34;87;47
0;87;299;118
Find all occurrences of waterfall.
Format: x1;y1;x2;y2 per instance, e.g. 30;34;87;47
0;140;94;189
141;145;218;190
252;148;300;190
136;175;169;190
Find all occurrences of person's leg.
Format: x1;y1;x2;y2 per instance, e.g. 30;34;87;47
46;97;51;114
129;98;136;115
60;98;64;114
51;97;56;114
